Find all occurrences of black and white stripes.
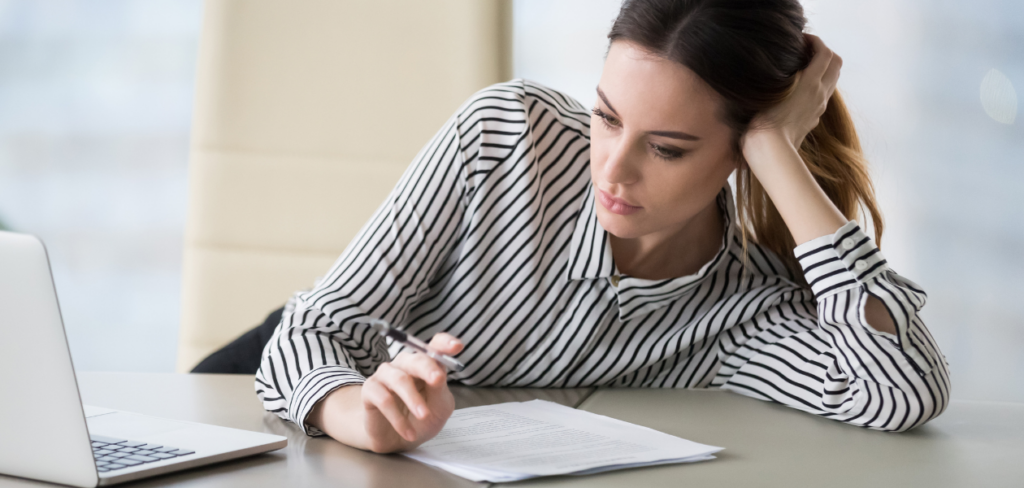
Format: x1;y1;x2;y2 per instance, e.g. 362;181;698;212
255;79;950;435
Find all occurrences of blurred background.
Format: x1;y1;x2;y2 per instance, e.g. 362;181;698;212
0;0;1020;402
0;0;200;371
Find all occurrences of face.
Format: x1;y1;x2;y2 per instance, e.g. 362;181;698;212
591;41;737;241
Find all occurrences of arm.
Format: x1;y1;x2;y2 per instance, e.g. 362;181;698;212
741;34;888;331
720;35;950;430
742;129;899;335
717;225;950;431
254;109;471;450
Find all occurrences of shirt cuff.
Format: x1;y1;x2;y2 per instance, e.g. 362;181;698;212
287;365;366;436
793;220;886;300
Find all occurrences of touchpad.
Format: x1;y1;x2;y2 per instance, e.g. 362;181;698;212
87;411;189;440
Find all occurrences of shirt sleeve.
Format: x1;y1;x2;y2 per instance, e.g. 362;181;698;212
253;110;471;436
717;221;951;432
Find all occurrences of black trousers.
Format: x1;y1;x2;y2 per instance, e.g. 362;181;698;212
190;306;285;374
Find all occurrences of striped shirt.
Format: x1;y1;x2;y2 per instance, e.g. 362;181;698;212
255;79;950;435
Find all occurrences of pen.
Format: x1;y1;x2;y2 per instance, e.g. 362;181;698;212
367;318;466;373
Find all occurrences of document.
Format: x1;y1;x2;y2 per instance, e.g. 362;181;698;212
403;400;722;483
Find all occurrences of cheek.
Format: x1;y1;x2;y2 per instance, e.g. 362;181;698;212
588;128;609;178
646;166;691;210
647;156;732;213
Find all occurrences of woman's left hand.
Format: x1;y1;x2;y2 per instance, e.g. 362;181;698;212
744;33;842;152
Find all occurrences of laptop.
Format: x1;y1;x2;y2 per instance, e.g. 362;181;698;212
0;230;287;487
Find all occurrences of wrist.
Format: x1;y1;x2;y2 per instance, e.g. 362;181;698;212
741;130;809;187
741;129;796;163
307;384;369;446
739;129;847;245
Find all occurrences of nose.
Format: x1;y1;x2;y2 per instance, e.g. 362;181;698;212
602;137;640;185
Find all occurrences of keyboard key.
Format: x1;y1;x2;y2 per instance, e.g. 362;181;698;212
117;459;142;467
90;435;127;445
91;441;109;448
169;449;195;456
134;450;155;456
106;463;128;471
140;444;163;450
154;446;178;453
121;441;147;448
98;456;120;462
97;467;110;472
126;455;158;463
150;453;176;460
109;452;132;458
94;450;114;456
95;460;110;467
118;447;140;453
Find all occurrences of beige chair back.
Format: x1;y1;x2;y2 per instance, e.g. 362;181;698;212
178;0;512;372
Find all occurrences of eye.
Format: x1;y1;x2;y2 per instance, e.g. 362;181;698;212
649;142;684;160
591;108;621;129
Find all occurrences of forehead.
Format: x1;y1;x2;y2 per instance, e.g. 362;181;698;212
599;41;726;132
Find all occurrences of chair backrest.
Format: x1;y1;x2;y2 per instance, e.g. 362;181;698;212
178;0;512;372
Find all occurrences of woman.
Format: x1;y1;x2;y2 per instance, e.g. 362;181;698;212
255;0;950;453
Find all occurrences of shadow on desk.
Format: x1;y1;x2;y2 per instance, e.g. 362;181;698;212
451;386;593;410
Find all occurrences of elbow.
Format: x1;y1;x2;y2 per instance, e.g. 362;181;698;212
918;394;951;431
892;390;951;433
907;366;952;432
853;371;951;433
891;358;952;433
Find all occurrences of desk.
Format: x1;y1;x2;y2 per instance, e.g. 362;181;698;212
515;389;1024;488
1;374;1020;487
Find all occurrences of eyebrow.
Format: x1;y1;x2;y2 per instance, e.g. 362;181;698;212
596;87;620;116
648;130;701;142
595;86;702;142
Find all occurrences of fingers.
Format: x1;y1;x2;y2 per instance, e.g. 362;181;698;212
803;34;833;80
363;357;443;441
822;52;842;98
362;376;418;442
803;33;842;98
376;362;433;417
428;332;464;356
363;350;452;441
399;351;449;390
361;329;463;445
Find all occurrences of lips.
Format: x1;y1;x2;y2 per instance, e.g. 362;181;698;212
597;189;642;216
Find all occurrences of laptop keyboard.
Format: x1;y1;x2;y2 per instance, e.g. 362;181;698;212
90;435;195;473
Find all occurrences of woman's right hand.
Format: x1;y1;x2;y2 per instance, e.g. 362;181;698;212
306;333;463;453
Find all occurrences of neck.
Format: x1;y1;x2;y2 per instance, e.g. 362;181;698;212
609;197;725;280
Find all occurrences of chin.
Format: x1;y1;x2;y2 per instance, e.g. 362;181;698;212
595;208;648;239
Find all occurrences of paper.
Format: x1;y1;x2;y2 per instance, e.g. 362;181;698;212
403;400;722;482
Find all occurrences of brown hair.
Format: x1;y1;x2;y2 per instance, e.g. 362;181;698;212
608;0;883;283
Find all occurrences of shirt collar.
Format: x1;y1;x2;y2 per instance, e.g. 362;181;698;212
566;182;617;281
566;182;739;320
